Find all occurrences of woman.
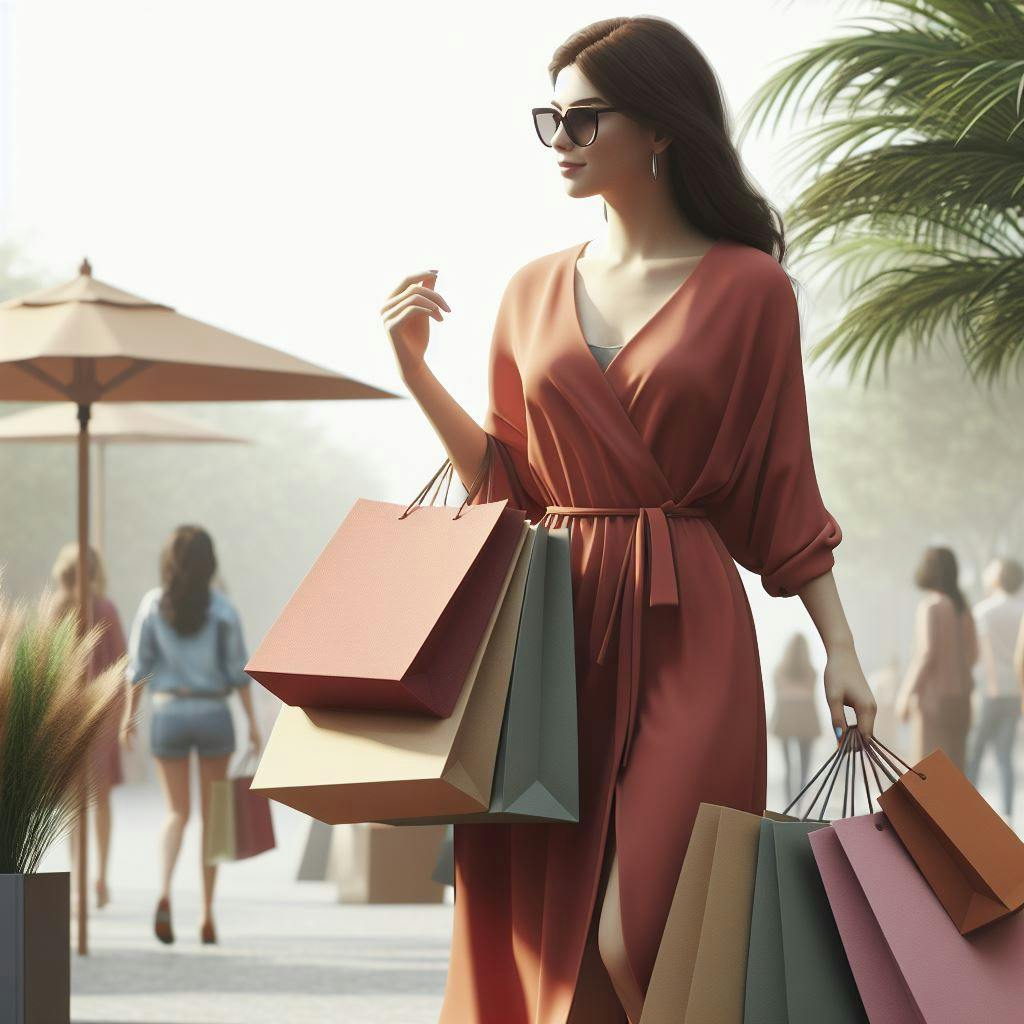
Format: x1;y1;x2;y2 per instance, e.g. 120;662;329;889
769;633;822;805
49;542;128;909
896;547;978;770
380;18;875;1024
123;525;261;945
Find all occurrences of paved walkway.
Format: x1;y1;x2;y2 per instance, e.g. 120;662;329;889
71;884;452;1024
45;735;1022;1023
53;784;454;1024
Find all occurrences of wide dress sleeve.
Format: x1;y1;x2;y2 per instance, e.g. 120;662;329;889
707;266;842;598
464;273;549;522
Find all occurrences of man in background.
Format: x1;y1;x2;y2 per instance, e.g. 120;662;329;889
966;558;1024;823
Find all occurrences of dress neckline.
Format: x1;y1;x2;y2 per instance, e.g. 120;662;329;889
569;237;723;378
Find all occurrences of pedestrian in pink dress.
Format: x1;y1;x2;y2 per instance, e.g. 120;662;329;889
49;542;130;908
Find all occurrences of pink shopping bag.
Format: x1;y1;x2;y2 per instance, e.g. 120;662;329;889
809;811;1024;1024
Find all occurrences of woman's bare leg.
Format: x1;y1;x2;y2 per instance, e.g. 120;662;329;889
153;756;191;900
198;754;230;925
93;782;112;903
597;846;645;1023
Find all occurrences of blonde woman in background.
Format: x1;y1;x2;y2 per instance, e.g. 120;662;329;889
49;542;130;909
896;546;977;769
769;632;822;805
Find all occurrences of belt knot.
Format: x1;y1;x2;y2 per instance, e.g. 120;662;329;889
542;500;707;770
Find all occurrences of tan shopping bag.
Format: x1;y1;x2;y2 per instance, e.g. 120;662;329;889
334;823;447;904
204;778;236;864
250;521;533;823
640;802;762;1024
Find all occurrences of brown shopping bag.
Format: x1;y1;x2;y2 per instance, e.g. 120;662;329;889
204;747;276;864
246;443;527;717
874;739;1024;934
639;803;762;1024
250;521;534;823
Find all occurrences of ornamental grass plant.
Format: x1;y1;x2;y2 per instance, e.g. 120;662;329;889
0;585;127;874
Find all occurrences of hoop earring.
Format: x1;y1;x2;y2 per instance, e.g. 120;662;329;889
651;151;658;181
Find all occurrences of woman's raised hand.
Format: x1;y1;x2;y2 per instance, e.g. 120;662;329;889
380;269;452;380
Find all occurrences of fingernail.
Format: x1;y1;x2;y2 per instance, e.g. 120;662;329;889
835;725;843;739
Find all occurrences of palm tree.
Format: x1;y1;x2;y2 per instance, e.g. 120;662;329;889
739;0;1024;386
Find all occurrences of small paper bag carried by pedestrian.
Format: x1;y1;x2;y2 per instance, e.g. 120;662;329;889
204;745;276;864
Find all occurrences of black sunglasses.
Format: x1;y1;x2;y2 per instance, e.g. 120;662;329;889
532;105;622;148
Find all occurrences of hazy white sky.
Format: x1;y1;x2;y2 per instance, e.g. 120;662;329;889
3;1;861;412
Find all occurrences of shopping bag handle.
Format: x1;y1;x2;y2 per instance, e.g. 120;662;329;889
231;742;262;779
399;435;496;521
781;726;925;821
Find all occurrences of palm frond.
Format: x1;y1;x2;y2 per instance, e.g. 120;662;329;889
738;0;1024;384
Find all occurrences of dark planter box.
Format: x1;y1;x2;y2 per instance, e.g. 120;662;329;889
0;872;70;1024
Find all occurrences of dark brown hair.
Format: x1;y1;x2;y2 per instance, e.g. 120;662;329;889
159;525;217;636
548;16;786;261
914;546;967;613
779;632;814;676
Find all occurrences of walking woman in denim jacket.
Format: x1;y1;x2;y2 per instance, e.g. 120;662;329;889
123;524;262;945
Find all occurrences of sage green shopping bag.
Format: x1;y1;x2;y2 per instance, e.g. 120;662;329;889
743;735;871;1024
380;524;579;825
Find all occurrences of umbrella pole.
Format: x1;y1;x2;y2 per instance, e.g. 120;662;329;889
93;441;105;558
76;402;92;956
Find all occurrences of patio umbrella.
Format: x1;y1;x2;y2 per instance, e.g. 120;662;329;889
0;402;248;554
0;257;400;954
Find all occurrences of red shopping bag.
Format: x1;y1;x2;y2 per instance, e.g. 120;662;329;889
246;440;528;716
233;748;276;860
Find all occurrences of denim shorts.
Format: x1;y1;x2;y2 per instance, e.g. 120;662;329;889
150;695;235;760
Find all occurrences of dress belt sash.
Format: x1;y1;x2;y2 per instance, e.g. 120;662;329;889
542;501;709;770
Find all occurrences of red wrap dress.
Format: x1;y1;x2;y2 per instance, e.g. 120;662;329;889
439;237;842;1024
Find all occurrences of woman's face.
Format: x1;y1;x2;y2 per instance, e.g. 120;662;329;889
546;64;664;200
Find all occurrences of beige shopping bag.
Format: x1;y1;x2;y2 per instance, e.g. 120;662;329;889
204;778;236;864
250;522;533;823
334;823;447;904
640;803;762;1024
